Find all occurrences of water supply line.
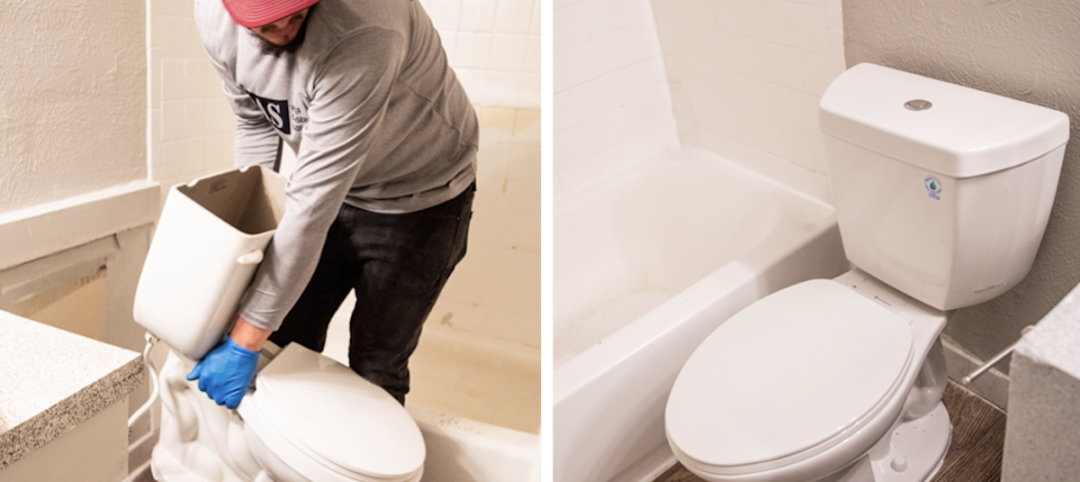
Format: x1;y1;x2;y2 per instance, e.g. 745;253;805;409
128;332;161;430
961;325;1035;385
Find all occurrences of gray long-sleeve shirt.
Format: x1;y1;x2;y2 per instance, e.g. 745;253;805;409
194;0;478;331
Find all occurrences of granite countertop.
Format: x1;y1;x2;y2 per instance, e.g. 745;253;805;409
0;310;143;470
1017;282;1080;379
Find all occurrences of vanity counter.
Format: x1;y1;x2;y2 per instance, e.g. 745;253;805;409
0;310;143;470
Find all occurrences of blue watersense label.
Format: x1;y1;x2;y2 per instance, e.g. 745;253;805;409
925;176;942;200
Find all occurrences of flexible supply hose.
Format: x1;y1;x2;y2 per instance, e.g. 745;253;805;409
961;325;1034;385
128;332;161;429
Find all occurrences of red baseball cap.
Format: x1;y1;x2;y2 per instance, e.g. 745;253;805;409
221;0;321;28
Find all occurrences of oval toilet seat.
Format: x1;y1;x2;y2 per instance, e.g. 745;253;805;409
238;343;425;482
666;279;915;480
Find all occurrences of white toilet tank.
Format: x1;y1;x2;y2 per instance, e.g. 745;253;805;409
134;166;286;360
820;63;1069;310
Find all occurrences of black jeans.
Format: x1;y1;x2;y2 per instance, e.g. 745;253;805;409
269;183;474;404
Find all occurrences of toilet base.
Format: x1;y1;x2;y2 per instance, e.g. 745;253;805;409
151;352;310;482
868;401;951;482
822;401;951;482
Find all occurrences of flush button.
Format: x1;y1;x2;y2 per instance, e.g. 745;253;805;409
904;99;932;111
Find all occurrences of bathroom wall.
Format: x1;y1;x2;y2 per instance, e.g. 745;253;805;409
843;0;1080;374
0;1;146;212
424;0;542;108
0;0;152;382
653;0;845;205
553;0;679;199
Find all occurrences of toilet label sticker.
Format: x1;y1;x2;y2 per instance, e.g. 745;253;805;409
924;176;942;200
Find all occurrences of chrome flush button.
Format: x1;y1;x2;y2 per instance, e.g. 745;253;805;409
904;99;932;111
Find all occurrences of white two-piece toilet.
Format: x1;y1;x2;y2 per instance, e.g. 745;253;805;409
665;63;1070;482
133;167;426;482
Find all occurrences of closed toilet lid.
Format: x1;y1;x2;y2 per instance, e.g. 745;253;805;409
666;279;913;475
239;343;425;481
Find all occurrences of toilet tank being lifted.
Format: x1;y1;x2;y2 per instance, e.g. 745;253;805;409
819;63;1069;311
134;166;286;360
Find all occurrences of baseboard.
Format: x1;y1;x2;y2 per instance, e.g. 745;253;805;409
942;336;1010;411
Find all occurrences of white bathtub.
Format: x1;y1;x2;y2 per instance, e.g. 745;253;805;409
554;149;849;482
323;294;540;482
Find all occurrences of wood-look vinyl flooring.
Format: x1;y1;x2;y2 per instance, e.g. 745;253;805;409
656;381;1007;482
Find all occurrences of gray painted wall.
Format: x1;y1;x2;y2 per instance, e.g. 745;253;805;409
843;0;1080;371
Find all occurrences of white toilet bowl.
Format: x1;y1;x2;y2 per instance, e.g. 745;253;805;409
152;343;425;482
666;270;951;482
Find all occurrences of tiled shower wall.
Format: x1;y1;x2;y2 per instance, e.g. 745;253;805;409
425;0;542;108
653;0;846;204
553;0;679;199
148;0;236;202
554;0;847;204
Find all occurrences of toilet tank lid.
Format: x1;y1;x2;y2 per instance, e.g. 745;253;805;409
820;63;1069;179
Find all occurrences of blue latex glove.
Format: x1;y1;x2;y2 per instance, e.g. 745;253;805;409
186;338;259;409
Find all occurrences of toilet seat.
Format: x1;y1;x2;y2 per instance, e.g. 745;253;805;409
666;279;914;478
238;343;425;482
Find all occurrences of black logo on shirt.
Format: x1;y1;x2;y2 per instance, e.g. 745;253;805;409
247;92;291;135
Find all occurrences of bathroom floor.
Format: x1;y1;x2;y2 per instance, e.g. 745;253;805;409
654;381;1007;482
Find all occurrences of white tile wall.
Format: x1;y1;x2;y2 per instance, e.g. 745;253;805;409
652;0;847;204
150;0;237;208
424;0;541;108
553;0;679;200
